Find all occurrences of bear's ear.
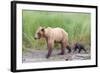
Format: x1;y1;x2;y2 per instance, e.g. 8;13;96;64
41;28;45;32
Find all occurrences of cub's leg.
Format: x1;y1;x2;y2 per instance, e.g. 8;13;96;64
82;48;87;53
81;47;87;53
78;45;87;53
73;46;78;53
78;48;82;53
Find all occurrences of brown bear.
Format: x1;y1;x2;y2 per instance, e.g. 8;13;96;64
34;26;70;58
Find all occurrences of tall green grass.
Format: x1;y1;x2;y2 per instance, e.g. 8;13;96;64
22;10;91;50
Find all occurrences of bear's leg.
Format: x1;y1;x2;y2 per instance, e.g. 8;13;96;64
73;48;77;52
46;41;54;58
82;48;87;53
78;48;82;53
73;45;78;53
59;42;66;55
78;46;86;53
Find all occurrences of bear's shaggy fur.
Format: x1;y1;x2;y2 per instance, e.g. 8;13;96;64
34;27;70;58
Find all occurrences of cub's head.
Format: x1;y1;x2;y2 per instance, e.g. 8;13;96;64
34;27;45;39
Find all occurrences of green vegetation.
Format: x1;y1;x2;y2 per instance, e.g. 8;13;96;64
22;10;91;50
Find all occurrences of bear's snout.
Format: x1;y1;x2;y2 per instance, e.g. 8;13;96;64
34;34;39;40
34;37;39;40
34;37;40;40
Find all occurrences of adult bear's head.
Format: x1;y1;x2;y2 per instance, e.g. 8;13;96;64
34;27;45;39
